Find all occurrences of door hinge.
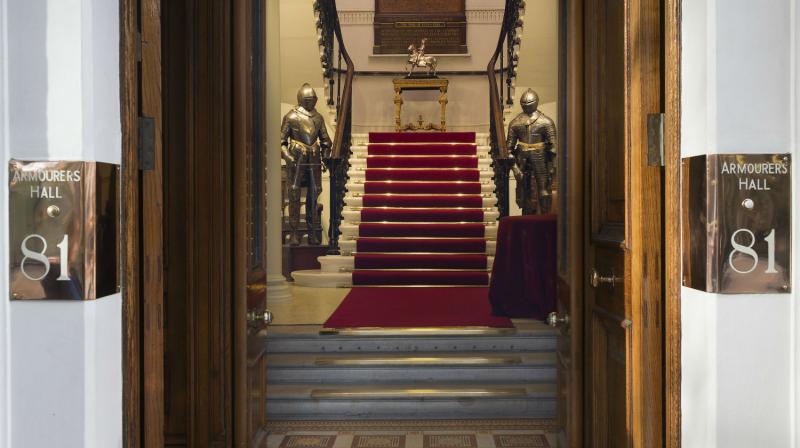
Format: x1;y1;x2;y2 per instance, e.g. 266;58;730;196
138;116;155;171
647;113;664;167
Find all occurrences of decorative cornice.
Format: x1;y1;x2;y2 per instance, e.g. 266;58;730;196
338;11;374;25
466;9;505;24
338;9;505;26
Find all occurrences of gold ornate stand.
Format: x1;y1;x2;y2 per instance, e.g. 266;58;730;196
393;77;448;132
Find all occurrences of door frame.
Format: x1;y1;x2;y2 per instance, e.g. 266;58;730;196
119;0;684;446
664;0;682;446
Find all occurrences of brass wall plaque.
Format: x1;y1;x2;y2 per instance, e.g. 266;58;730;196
374;0;467;54
683;154;791;293
9;160;119;300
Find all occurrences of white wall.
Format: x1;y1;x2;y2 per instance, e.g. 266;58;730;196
336;0;560;134
2;0;122;446
681;0;797;446
278;0;559;134
336;0;504;132
0;0;10;445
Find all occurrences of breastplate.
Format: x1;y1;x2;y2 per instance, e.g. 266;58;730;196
517;115;546;145
285;110;319;146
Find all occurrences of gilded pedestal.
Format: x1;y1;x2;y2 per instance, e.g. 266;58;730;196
392;77;448;132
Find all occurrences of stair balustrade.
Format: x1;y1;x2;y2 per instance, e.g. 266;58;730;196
488;0;525;218
314;0;353;255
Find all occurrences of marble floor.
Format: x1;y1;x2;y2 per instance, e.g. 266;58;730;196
269;285;350;325
265;420;558;448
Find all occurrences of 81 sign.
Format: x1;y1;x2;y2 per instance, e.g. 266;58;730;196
728;228;778;275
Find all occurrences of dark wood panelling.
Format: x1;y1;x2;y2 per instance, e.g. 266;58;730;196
162;0;189;443
141;0;166;446
161;0;235;446
120;0;141;445
584;0;629;444
554;0;585;444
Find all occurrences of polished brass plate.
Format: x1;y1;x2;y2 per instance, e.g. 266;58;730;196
9;160;119;300
314;355;522;366
682;154;791;293
310;387;527;399
319;326;516;336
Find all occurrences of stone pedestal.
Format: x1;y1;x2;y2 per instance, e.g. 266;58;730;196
291;255;353;288
282;245;329;279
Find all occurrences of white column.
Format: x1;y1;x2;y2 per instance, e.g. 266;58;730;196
265;0;292;302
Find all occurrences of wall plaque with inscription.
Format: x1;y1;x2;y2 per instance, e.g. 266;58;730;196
683;154;791;294
374;0;467;55
9;160;119;300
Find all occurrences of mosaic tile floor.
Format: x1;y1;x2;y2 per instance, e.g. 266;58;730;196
266;428;556;448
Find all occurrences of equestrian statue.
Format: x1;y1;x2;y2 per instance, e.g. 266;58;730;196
406;38;438;77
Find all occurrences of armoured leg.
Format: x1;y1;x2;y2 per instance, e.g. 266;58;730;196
305;162;323;245
523;173;538;215
518;152;539;215
287;164;302;246
288;150;308;246
531;149;551;214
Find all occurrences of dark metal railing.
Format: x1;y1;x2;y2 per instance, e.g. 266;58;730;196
488;0;524;217
314;0;354;255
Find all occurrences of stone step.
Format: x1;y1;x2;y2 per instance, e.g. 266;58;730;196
291;270;352;288
349;157;493;170
341;210;501;227
266;383;556;420
266;322;557;354
350;133;490;147
347;168;494;181
340;223;499;240
267;351;556;385
345;182;496;194
344;195;498;208
318;252;496;272
350;146;492;156
339;239;497;256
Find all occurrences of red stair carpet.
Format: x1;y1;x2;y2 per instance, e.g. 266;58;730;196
324;287;513;328
353;132;492;286
324;132;505;330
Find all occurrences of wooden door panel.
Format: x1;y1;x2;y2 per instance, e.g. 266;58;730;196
162;0;236;446
554;278;572;440
584;0;633;446
583;0;664;445
233;0;268;444
591;314;627;448
589;0;626;241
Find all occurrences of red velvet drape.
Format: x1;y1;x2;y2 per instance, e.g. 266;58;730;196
489;214;557;319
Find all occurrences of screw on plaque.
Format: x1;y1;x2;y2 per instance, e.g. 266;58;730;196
46;205;61;218
741;198;754;210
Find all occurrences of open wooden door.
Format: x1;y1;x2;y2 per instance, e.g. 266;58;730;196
582;0;663;446
232;0;270;445
550;0;585;446
553;0;664;446
130;0;268;445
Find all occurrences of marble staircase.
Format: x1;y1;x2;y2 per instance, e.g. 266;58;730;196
292;132;500;288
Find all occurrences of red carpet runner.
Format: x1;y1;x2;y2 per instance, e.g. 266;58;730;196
350;132;495;287
324;287;513;328
324;132;504;329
